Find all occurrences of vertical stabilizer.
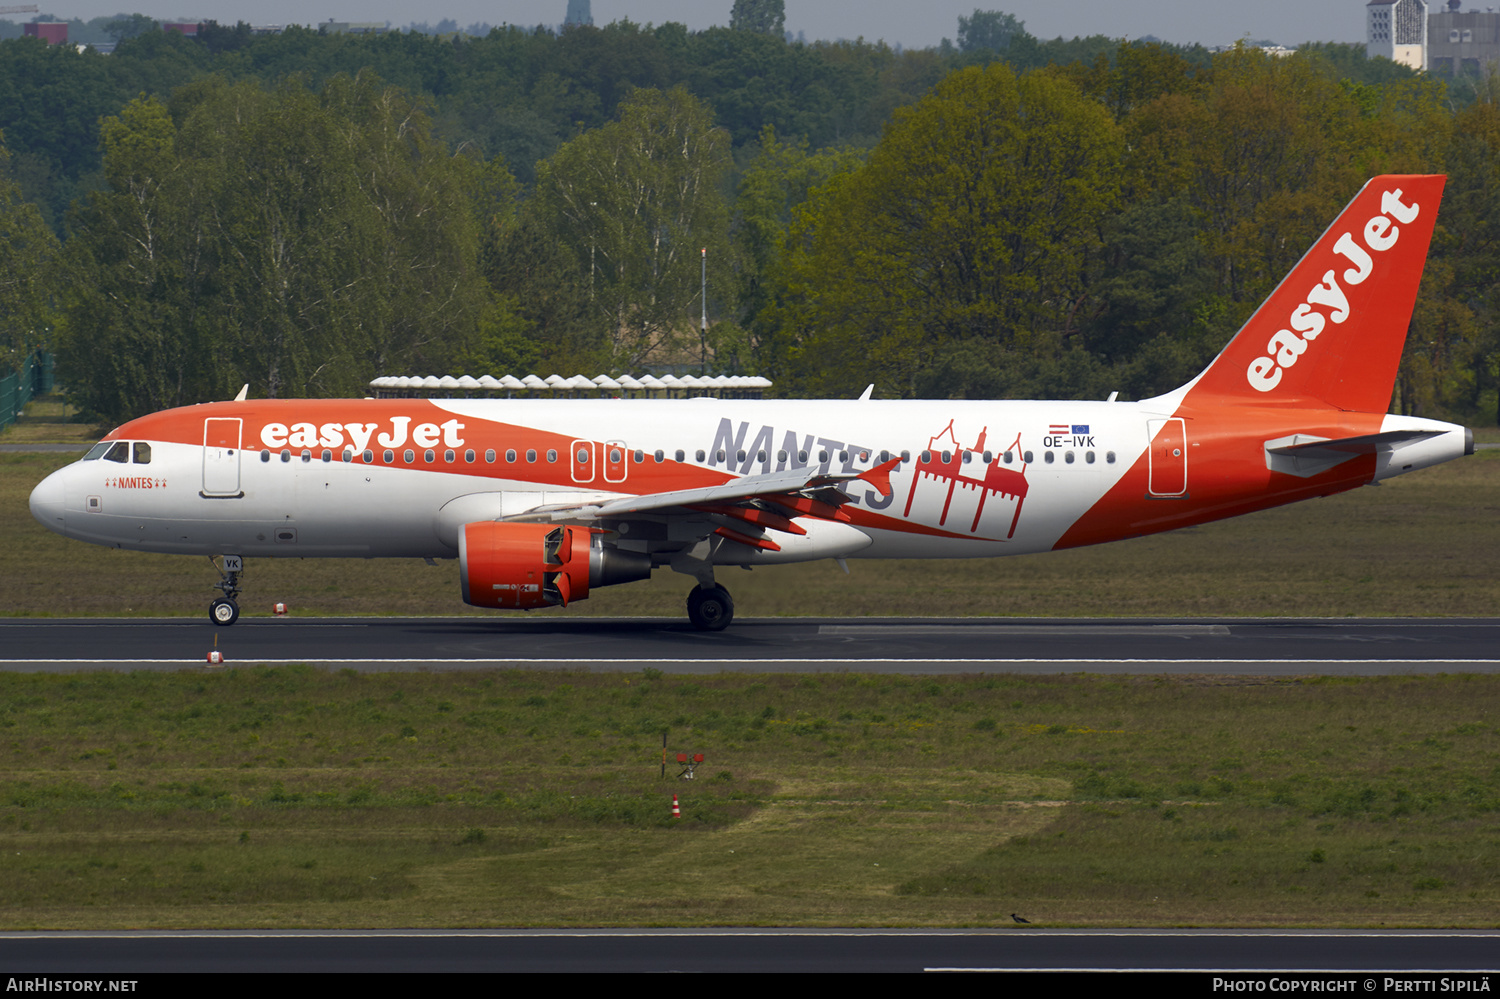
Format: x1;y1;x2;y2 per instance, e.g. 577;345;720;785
1186;175;1444;413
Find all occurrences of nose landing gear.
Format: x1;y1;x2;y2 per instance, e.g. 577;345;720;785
209;554;243;626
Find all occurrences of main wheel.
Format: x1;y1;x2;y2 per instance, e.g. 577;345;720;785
686;584;733;631
210;597;240;626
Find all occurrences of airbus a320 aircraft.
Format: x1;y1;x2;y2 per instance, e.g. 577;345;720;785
30;175;1473;630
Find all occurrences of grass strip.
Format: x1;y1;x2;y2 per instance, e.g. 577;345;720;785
0;668;1495;928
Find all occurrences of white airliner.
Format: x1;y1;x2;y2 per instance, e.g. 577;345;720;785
30;175;1472;630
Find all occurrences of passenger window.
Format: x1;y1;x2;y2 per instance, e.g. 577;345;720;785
465;449;475;463
577;448;590;464
321;449;332;462
982;451;992;464
546;449;557;463
1044;451;1054;464
634;449;644;463
1086;451;1096;464
1065;451;1075;464
403;450;415;463
1003;451;1014;464
1106;451;1116;464
485;450;495;463
445;450;455;463
961;451;972;464
920;451;931;463
104;442;129;463
675;449;685;462
1023;451;1034;463
301;449;312;462
654;450;664;462
383;450;394;463
526;449;537;463
281;449;292;463
424;449;435;463
342;449;353;462
696;450;706;462
800;450;810;462
261;450;271;463
132;442;152;464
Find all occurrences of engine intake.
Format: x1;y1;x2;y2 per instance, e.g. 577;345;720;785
458;522;651;609
460;522;592;609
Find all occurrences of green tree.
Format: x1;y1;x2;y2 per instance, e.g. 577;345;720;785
776;64;1123;397
955;9;1026;53
730;0;785;36
106;14;159;43
533;86;733;367
0;135;59;375
59;74;489;421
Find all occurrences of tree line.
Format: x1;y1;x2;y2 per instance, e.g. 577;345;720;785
0;11;1496;425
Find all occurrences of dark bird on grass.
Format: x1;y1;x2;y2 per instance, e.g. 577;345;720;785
1010;913;1031;924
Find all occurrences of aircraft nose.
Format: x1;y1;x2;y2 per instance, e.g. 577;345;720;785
29;467;68;536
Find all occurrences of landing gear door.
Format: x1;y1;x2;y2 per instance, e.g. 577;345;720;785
1146;417;1187;497
203;418;244;497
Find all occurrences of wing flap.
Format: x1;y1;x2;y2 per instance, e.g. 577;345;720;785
508;458;900;525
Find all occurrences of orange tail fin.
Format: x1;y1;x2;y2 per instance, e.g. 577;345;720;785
1186;175;1445;413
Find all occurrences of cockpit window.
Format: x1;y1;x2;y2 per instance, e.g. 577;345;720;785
83;442;112;461
132;442;151;464
103;442;130;463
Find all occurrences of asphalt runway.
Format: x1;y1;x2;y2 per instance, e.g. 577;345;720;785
2;617;1498;674
1;928;1497;973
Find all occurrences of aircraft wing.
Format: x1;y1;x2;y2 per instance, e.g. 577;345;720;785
510;459;899;523
503;459;899;554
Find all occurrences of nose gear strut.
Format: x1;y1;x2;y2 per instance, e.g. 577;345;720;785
209;554;243;626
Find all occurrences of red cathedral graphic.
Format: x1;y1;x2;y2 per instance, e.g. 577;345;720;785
901;422;1029;539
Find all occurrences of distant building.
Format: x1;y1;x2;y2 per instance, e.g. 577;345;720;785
564;0;593;27
162;22;202;36
1366;0;1428;71
23;21;66;45
1428;3;1500;75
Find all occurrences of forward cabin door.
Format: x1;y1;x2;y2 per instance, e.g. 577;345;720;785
202;418;244;497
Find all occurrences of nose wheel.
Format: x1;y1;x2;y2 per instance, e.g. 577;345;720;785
686;584;734;631
209;554;243;626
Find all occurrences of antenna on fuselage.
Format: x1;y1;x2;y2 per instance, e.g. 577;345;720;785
234;384;249;402
858;384;874;401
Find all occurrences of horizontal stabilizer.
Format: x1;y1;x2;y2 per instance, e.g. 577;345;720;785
1265;429;1444;457
1263;429;1446;479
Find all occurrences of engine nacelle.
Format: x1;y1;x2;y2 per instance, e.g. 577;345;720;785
458;522;653;610
459;522;592;609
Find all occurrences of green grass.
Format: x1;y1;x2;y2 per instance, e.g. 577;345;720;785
0;668;1495;928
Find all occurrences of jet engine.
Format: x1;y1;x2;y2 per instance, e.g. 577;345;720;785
458;522;650;609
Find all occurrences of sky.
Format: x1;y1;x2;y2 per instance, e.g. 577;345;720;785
30;1;1366;49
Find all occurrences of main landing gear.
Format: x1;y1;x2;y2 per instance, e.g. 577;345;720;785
686;583;734;631
209;554;243;626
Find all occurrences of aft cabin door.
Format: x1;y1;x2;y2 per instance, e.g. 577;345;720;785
1146;418;1187;498
202;418;244;497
